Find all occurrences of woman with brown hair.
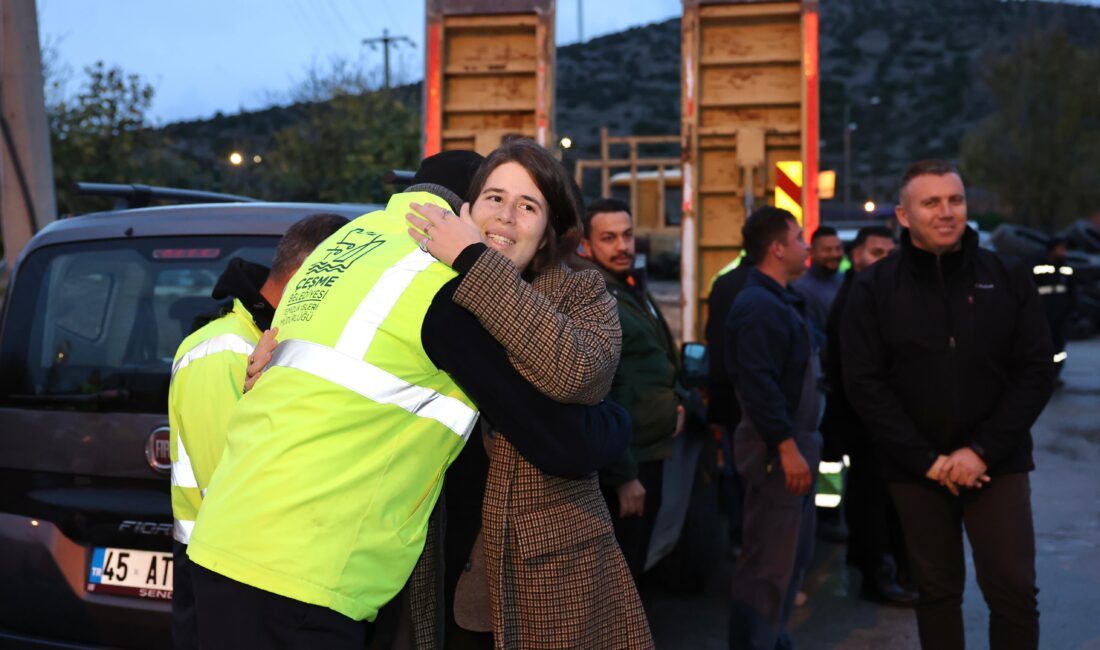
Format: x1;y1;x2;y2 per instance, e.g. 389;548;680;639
406;138;652;649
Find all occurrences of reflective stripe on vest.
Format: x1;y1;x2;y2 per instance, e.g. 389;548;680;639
173;402;201;544
269;338;477;440
171;327;256;544
172;333;255;379
172;432;199;490
335;248;436;359
174;519;195;545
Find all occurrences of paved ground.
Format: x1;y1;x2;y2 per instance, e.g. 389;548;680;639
645;338;1100;649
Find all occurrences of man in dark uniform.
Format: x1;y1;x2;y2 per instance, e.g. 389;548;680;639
725;207;819;650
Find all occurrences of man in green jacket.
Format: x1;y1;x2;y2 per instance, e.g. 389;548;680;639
580;197;685;578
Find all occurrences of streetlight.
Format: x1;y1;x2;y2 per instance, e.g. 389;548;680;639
864;200;876;214
252;154;263;164
228;152;244;166
560;136;573;150
842;95;880;211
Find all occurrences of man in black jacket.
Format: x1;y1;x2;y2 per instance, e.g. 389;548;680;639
841;160;1055;650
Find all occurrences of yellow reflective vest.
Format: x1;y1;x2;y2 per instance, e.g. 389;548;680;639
168;299;260;544
188;192;478;622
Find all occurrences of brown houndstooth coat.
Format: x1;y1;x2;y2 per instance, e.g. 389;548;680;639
408;248;653;650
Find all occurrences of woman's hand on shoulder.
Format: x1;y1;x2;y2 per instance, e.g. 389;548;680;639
406;202;485;267
243;327;278;393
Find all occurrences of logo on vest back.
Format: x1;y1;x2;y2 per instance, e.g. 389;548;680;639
283;229;389;324
308;229;387;274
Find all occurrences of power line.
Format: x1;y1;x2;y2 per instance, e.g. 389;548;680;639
321;0;359;43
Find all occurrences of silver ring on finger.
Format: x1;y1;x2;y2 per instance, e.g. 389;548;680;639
419;237;430;253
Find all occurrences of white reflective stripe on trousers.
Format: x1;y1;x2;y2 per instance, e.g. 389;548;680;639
171;333;256;379
269;338;478;440
172;431;200;490
334;248;437;359
174;518;195;545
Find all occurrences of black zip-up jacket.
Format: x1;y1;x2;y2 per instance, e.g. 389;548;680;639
841;228;1055;481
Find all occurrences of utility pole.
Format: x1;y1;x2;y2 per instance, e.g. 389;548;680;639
842;95;879;212
1;0;57;271
362;29;415;89
577;0;584;42
843;102;853;210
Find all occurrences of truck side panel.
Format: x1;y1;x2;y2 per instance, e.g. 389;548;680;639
424;0;555;156
681;0;819;341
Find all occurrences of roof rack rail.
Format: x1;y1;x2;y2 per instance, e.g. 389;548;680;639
384;170;415;187
73;182;261;211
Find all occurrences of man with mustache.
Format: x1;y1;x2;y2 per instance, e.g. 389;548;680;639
579;197;685;579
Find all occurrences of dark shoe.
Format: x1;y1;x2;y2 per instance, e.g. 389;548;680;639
860;579;919;606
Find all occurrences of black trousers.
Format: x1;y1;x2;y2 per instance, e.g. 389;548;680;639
602;459;665;579
172;541;197;650
191;562;372;649
845;448;906;582
889;473;1038;650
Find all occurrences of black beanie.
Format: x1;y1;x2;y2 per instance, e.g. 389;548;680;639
407;150;485;212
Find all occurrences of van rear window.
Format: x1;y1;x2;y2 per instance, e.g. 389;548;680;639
0;236;278;412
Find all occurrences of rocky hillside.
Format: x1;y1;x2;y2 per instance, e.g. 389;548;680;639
161;0;1100;205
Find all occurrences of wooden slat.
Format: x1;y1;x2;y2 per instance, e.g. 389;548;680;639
700;18;801;65
700;63;802;107
445;73;537;112
700;55;801;66
700;106;801;131
699;2;801;19
444;64;537;76
444;112;534;131
443;14;538;28
605;135;681;145
444;104;537;114
445;29;536;70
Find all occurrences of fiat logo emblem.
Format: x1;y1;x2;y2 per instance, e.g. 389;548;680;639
146;426;171;474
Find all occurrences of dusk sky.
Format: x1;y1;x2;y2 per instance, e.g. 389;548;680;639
37;0;683;124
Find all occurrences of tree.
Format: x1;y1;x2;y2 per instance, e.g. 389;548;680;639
47;61;212;214
48;61;157;214
262;59;421;204
961;30;1100;231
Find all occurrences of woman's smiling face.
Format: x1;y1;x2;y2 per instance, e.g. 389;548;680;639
470;162;550;270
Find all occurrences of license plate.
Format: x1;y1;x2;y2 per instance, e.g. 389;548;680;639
87;547;173;600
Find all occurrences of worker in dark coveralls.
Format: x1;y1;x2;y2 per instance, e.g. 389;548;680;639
725;206;820;650
841;160;1055;650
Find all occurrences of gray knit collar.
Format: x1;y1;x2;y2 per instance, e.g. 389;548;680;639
405;182;463;213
